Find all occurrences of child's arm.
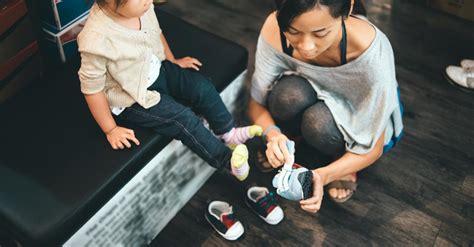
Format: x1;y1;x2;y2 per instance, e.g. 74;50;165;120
160;33;202;71
84;92;140;149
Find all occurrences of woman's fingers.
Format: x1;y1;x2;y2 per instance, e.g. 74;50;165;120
300;203;321;213
300;194;320;205
300;194;322;213
265;148;282;168
277;137;290;162
300;170;324;213
269;140;284;163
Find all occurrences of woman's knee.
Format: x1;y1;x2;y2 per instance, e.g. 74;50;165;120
301;102;345;156
268;75;318;121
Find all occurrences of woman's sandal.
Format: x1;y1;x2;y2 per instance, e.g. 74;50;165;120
255;150;274;172
325;173;357;203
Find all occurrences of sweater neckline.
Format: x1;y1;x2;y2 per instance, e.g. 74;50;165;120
93;4;147;34
260;16;380;72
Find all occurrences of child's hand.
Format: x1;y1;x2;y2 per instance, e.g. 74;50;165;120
106;126;140;150
173;57;202;71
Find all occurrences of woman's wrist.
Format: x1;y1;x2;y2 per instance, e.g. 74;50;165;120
263;125;281;142
314;168;331;186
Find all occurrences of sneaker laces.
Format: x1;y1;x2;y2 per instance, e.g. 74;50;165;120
257;191;277;212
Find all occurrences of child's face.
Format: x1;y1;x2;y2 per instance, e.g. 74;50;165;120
112;0;153;18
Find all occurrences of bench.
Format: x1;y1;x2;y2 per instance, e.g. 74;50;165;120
0;8;248;246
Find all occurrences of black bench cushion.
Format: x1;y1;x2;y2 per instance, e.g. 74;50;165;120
0;8;247;246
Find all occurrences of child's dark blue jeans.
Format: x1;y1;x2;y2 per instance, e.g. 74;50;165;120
119;60;235;170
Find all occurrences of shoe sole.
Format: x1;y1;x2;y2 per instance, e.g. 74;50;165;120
244;200;284;225
443;70;474;93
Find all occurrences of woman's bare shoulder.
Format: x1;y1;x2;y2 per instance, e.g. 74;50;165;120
260;11;283;52
347;16;377;59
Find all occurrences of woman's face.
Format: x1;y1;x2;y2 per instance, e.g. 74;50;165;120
113;0;153;18
284;6;343;60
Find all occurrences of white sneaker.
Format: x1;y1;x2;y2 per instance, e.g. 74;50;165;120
460;59;474;68
445;65;474;91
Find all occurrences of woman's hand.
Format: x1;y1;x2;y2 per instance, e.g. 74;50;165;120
106;126;140;150
300;170;325;214
265;133;291;168
173;57;202;71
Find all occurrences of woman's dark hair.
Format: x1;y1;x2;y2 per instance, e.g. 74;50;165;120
275;0;367;31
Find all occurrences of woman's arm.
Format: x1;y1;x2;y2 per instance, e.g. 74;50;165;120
317;132;384;186
84;92;139;149
300;132;385;213
160;33;202;71
248;98;292;165
248;98;280;138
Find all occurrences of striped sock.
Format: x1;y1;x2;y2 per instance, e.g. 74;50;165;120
231;144;249;181
222;125;263;148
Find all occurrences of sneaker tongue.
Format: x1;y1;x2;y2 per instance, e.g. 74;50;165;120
255;192;267;202
252;187;270;202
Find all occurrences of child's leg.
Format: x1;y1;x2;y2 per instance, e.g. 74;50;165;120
157;61;262;146
120;94;249;180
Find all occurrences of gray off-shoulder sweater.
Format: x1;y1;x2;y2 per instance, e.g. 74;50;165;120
251;24;404;154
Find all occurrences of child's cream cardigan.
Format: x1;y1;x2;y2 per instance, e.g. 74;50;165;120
78;4;165;109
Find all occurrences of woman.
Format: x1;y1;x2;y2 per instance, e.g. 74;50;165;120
248;0;403;213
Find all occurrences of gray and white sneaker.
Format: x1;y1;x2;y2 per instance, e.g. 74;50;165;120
445;65;474;92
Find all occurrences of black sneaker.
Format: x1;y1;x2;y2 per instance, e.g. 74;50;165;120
245;186;284;225
205;201;244;241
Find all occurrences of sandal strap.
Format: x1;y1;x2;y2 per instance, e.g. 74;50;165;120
326;180;357;191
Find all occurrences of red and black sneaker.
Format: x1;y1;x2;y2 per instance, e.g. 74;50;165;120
245;186;284;225
205;201;244;241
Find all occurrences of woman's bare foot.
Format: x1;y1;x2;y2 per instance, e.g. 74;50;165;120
327;173;357;200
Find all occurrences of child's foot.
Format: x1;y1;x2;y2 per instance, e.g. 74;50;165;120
230;144;250;181
222;125;263;149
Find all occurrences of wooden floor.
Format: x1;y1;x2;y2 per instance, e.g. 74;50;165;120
151;0;474;246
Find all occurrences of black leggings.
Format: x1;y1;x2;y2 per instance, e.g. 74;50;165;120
267;75;345;156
